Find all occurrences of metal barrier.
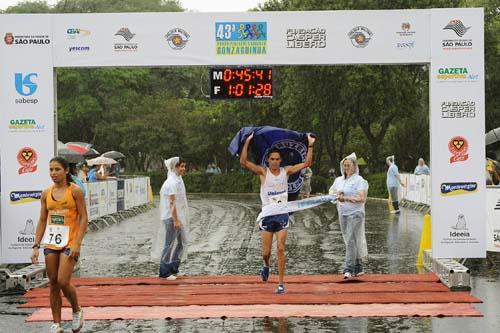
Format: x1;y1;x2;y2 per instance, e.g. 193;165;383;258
0;264;48;290
423;249;471;291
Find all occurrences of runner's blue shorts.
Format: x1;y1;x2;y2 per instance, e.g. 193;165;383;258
259;213;289;232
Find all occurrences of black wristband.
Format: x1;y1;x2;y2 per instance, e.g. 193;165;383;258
308;146;313;148
32;243;40;249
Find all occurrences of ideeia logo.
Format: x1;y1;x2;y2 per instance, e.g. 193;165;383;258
10;191;42;204
448;136;469;164
451;213;467;230
440;182;477;196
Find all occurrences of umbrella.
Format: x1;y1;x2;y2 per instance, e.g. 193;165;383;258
102;150;126;160
87;156;117;166
65;143;89;155
84;147;100;158
57;148;86;164
66;141;93;149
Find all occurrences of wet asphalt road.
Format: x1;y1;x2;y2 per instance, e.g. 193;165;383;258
1;194;499;332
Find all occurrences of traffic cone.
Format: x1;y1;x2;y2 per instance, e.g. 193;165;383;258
416;214;432;266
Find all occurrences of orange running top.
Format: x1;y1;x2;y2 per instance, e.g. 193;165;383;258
44;183;79;250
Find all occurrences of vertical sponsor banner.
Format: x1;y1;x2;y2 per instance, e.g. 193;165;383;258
124;179;133;210
87;183;100;221
430;9;485;258
97;181;108;217
107;180;117;215
486;187;500;252
117;179;125;211
0;15;54;264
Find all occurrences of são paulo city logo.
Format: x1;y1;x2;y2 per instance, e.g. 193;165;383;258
448;136;468;164
261;140;307;193
165;28;190;50
348;26;373;48
10;190;42;204
3;32;50;46
440;182;477;196
442;19;472;50
114;27;138;51
17;147;38;175
14;72;39;104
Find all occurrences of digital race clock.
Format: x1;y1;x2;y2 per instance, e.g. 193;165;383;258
210;67;273;99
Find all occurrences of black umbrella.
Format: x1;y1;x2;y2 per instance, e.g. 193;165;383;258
102;150;126;160
57;148;86;164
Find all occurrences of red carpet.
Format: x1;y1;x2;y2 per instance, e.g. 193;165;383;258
22;273;482;321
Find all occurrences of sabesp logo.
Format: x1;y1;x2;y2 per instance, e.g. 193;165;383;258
14;73;39;104
15;73;37;96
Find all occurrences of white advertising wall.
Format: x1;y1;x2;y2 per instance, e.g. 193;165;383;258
430;9;485;258
486;187;500;252
0;15;54;264
0;9;485;262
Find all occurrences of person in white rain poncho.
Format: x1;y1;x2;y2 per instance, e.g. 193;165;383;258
157;157;189;280
329;153;369;279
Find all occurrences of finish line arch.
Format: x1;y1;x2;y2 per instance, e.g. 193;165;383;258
0;8;486;263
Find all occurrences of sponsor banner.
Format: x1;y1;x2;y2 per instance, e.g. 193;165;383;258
51;11;430;67
486;187;500;252
107;180;118;215
0;15;54;264
124;179;134;210
117;180;125;211
430;8;485;258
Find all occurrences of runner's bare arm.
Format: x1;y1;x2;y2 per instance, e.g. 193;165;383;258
71;186;88;259
240;133;265;176
31;190;48;264
286;133;316;175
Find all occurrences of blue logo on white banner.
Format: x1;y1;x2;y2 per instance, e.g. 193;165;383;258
14;73;39;104
15;73;37;96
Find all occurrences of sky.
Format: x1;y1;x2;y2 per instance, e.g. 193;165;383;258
0;0;263;11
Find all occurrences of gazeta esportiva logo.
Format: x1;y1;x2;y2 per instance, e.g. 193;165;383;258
436;67;478;82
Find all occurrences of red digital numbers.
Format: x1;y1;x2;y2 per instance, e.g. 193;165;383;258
212;67;273;99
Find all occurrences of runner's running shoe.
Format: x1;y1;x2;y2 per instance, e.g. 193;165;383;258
72;307;84;332
261;266;270;282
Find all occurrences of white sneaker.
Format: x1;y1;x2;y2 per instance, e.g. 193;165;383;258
72;307;84;332
166;275;177;280
343;272;352;279
50;323;64;333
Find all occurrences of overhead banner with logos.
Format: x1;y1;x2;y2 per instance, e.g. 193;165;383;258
0;14;54;264
0;9;485;262
430;8;485;258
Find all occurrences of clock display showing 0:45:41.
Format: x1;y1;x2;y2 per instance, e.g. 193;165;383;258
210;67;273;99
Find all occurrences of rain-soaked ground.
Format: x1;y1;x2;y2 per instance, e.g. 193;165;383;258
1;193;499;332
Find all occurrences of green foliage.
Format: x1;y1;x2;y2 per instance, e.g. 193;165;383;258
311;175;331;194
365;172;389;198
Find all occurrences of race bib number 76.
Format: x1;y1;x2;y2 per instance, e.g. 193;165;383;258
42;225;69;248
